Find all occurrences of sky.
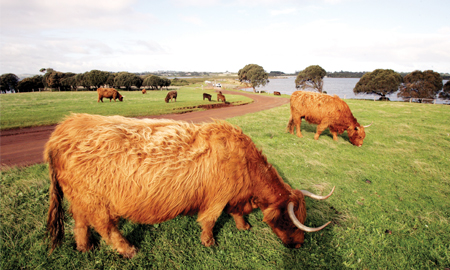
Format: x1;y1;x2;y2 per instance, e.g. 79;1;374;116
1;0;449;75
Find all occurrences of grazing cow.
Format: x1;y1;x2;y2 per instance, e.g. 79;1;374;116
97;88;123;102
217;93;226;103
286;91;372;146
203;93;212;101
274;91;281;96
142;89;147;94
165;90;177;103
45;113;334;258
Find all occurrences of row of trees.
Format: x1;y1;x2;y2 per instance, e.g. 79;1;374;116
0;69;172;92
292;65;450;101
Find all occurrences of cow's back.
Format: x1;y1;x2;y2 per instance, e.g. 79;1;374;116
290;91;351;124
44;114;254;224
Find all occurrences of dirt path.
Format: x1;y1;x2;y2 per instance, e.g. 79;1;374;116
0;90;289;169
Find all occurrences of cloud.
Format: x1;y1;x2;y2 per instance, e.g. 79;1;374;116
181;16;204;26
0;0;155;32
270;8;297;16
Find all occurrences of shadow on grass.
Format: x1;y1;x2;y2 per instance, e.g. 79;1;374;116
296;122;352;145
273;163;345;269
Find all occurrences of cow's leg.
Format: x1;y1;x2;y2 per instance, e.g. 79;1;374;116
230;213;251;230
197;205;227;247
329;128;339;141
71;205;92;252
90;214;137;258
314;122;329;140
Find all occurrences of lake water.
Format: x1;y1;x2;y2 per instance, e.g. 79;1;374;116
244;77;449;105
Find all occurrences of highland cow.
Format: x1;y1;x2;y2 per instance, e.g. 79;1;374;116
45;113;334;258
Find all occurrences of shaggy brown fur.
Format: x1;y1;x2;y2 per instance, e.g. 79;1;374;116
165;90;177;103
287;91;367;146
45;113;327;258
97;88;123;102
142;89;147;94
203;93;212;101
274;91;281;96
217;93;226;103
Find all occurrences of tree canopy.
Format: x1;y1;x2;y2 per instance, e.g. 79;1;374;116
0;73;20;91
17;75;44;92
439;80;450;100
295;65;327;93
238;64;269;92
353;69;403;97
397;70;443;101
114;72;143;90
85;70;110;88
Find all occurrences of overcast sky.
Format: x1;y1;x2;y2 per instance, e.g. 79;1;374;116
1;0;449;75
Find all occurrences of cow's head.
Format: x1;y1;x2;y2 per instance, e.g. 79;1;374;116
347;122;372;147
263;187;335;248
118;95;124;102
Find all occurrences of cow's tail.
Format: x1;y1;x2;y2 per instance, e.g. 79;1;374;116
46;150;65;254
286;115;294;133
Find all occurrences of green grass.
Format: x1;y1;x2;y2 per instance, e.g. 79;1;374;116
1;99;449;269
0;85;252;130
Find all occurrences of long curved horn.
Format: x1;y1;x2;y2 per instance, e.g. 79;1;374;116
300;186;335;200
287;202;331;232
363;121;373;128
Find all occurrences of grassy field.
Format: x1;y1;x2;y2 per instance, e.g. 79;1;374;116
0;85;252;130
1;96;449;269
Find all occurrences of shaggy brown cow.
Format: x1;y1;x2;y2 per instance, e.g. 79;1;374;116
45;113;334;258
142;89;147;94
165;90;177;103
203;93;212;101
97;88;123;102
274;91;281;96
217;93;226;103
287;91;372;146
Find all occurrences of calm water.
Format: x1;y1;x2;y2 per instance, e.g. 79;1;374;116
246;77;449;104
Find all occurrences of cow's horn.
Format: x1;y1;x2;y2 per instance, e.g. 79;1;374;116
363;121;373;128
300;186;335;200
287;202;331;232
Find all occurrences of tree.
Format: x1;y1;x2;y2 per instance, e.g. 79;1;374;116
353;69;403;99
143;75;162;90
60;73;78;91
439;80;450;100
238;64;269;92
75;73;91;90
397;70;443;102
160;77;171;89
85;70;110;89
114;72;143;90
0;73;19;92
295;65;327;93
17;75;44;92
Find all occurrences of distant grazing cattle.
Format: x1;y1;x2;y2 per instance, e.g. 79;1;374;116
203;93;212;101
97;88;123;102
274;91;281;96
286;91;372;146
217;93;226;103
165;90;177;103
45;113;334;258
142;89;147;94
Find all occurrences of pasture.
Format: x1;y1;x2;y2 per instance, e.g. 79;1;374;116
0;86;252;130
1;96;449;269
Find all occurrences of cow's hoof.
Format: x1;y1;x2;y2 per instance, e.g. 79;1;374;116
201;237;216;247
121;246;137;259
